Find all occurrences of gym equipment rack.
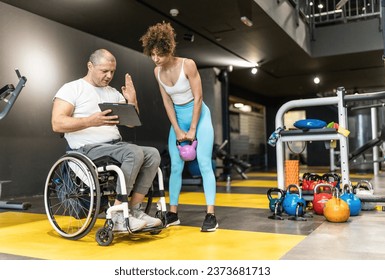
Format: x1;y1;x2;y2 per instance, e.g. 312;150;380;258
275;87;385;192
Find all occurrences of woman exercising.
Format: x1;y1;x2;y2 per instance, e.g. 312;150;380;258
140;22;218;232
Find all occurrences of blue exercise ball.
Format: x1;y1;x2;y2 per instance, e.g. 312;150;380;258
187;159;216;177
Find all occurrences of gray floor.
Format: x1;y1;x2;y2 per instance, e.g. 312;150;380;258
2;171;385;260
282;210;385;259
283;172;385;259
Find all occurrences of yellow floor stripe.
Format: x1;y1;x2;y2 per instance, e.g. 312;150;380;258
217;179;277;187
0;212;304;260
247;172;278;177
168;192;269;209
247;171;373;179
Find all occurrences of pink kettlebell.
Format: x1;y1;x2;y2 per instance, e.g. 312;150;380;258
177;139;198;161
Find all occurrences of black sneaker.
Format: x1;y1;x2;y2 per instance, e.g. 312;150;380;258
165;211;180;227
201;213;218;232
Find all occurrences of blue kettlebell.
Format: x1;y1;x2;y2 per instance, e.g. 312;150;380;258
267;188;285;212
340;183;361;216
282;184;306;216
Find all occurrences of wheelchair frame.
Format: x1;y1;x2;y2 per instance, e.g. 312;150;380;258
44;151;167;246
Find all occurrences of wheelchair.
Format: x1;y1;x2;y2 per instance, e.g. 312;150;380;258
44;151;167;246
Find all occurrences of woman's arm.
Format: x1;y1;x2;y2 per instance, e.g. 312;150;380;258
184;58;202;141
154;67;187;141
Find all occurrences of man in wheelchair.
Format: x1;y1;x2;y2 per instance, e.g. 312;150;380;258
51;49;162;232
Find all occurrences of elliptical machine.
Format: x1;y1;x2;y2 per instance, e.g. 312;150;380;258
0;69;31;210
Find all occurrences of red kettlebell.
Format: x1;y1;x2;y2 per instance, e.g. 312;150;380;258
307;174;322;192
302;173;319;191
322;172;340;188
176;139;198;161
312;183;333;215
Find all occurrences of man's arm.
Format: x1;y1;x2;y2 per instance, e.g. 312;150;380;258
51;98;119;133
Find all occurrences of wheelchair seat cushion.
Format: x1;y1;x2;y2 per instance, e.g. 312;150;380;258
92;155;121;167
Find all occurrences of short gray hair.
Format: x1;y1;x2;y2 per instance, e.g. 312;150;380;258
89;49;116;65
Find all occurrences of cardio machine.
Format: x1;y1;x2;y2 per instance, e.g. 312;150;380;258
0;69;31;210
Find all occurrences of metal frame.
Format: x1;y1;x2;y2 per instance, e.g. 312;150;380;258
275;87;385;190
0;69;30;210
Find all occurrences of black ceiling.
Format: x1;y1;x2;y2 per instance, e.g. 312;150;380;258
2;0;385;101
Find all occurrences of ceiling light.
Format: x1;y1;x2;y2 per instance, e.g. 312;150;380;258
227;65;233;72
314;76;320;84
238;0;253;27
170;8;179;17
240;16;253;27
251;67;258;74
183;33;194;42
234;103;244;108
240;105;252;112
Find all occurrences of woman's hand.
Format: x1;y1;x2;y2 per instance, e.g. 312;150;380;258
185;129;196;142
176;129;188;142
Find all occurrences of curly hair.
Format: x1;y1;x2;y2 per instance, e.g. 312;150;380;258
140;22;176;57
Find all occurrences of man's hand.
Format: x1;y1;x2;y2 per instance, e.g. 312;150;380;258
91;109;119;126
121;73;137;104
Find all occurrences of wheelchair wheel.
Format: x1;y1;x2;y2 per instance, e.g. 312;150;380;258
95;228;114;246
44;153;101;240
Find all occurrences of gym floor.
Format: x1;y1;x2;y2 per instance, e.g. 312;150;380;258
1;167;385;260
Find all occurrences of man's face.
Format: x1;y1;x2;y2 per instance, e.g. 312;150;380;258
88;58;116;87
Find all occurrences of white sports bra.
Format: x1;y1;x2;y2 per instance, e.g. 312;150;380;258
157;59;194;105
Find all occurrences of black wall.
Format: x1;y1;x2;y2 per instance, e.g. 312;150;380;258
0;3;169;198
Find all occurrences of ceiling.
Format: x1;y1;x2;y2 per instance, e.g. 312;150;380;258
2;0;385;102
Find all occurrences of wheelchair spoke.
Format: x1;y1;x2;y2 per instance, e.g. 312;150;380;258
44;154;100;240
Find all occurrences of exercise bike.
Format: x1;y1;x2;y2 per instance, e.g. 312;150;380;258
0;69;31;210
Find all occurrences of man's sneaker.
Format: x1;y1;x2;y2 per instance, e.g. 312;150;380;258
111;211;146;232
201;213;218;232
130;204;162;228
165;211;180;227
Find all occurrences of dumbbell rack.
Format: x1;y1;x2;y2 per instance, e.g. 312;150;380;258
275;87;385;192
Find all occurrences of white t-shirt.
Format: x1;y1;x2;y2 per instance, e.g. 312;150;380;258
54;78;126;149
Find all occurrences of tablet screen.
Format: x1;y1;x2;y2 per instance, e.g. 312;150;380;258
98;103;142;127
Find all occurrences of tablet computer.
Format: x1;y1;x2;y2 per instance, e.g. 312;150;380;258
98;103;142;127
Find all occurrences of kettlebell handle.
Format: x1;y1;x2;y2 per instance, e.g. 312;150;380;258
286;184;302;198
332;186;340;198
313;183;333;194
267;188;285;200
176;138;197;146
342;183;354;194
356;179;373;191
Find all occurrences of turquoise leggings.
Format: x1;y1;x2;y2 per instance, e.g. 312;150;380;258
168;101;216;206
